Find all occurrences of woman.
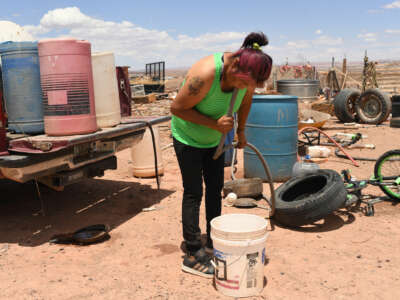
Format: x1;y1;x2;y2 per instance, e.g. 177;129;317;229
170;32;273;278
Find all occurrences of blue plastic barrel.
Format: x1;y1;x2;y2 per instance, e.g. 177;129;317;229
244;95;298;182
0;41;44;134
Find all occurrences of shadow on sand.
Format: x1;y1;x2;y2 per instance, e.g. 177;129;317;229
0;178;174;247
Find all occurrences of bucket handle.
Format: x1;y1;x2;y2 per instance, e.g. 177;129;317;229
211;257;227;281
212;253;261;290
211;239;260;284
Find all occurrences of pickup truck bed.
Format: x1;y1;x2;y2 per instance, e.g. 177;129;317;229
0;116;170;184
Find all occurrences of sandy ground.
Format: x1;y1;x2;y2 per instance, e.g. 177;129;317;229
1;110;400;300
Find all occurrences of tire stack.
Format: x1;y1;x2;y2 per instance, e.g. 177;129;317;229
334;88;392;125
390;95;400;128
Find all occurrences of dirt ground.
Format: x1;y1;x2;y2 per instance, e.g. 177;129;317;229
1;103;400;300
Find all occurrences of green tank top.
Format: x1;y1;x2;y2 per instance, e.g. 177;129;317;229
171;52;247;148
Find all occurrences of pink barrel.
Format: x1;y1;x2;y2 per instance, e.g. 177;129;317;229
38;38;97;136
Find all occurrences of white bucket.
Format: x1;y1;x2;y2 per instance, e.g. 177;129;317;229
210;214;268;298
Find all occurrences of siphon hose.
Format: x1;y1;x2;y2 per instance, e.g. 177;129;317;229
245;142;276;217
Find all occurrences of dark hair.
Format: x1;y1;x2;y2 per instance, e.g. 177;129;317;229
232;32;273;84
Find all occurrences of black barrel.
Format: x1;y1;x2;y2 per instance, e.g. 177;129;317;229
390;95;400;128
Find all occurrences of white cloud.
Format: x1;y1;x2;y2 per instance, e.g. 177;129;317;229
385;29;400;34
384;1;400;8
21;6;246;68
0;21;34;42
287;40;310;49
3;6;399;67
357;32;377;42
313;35;343;46
325;48;341;54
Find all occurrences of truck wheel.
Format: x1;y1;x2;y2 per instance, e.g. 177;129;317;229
334;89;360;123
274;169;347;227
355;89;391;124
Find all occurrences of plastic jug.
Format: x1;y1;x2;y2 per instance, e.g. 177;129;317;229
307;146;331;158
292;155;320;178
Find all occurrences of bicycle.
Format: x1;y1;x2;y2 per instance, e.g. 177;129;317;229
342;149;400;216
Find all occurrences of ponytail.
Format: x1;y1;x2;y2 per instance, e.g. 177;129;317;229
233;32;273;84
241;32;269;49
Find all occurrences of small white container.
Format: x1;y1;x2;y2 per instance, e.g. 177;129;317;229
307;146;331;158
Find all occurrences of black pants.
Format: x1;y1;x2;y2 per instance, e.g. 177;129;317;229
173;137;225;253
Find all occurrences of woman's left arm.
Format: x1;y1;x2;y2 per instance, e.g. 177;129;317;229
236;87;255;148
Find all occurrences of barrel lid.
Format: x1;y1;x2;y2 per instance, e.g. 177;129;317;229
38;38;91;56
92;51;114;57
38;37;90;45
0;41;38;54
277;79;320;84
253;94;298;101
211;214;267;241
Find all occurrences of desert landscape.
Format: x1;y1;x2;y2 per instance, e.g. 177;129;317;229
1;91;400;299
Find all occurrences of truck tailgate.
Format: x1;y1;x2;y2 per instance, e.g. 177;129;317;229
0;116;170;181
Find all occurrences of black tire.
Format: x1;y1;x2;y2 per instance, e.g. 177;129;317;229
355;89;391;124
374;149;400;200
334;88;360;123
274;169;347;227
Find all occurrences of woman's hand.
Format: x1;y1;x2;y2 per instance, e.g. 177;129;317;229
216;116;234;134
236;129;247;148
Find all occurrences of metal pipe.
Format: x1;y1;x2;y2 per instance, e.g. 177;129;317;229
213;89;238;160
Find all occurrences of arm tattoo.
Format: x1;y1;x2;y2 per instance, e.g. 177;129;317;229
188;76;204;96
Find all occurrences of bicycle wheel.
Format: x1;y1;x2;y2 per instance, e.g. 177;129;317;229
374;150;400;200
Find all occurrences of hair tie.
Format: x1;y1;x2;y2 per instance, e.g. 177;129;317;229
252;42;261;50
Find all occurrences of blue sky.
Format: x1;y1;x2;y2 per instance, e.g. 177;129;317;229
1;0;399;69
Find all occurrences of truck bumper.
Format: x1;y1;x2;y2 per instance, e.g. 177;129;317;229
0;132;142;183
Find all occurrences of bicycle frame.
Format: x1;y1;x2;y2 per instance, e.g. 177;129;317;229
341;169;400;216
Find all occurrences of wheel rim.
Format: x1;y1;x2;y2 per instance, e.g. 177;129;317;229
360;95;382;119
376;153;400;199
346;96;357;116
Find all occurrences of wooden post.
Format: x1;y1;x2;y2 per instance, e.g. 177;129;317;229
342;57;347;74
341;58;347;89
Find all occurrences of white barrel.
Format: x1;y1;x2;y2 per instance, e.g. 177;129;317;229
91;52;121;128
131;126;164;177
211;214;268;298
